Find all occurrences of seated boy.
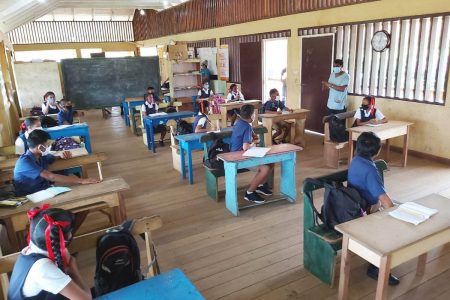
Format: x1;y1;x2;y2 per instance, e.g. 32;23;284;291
15;117;41;155
348;132;399;285
13;129;99;197
354;96;388;126
194;100;216;133
57;99;75;125
263;88;293;144
141;92;167;146
231;104;274;204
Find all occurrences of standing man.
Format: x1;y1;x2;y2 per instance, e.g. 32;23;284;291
322;59;350;116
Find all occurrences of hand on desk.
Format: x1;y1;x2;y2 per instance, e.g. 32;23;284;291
79;178;101;185
59;151;72;159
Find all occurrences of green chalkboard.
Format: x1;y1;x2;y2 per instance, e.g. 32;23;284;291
61;57;160;109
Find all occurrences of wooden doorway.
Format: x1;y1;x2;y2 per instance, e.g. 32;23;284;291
301;35;333;133
240;42;262;100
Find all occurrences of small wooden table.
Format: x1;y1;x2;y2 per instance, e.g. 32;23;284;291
122;97;144;127
217;144;302;216
347;121;413;167
260;109;310;147
96;268;204;300
336;194;450;300
0;177;129;251
219;100;262;128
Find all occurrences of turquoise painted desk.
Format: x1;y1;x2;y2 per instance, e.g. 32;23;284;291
43;123;92;153
144;111;195;153
95;268;204;300
122;98;144;127
217;144;301;216
175;128;232;184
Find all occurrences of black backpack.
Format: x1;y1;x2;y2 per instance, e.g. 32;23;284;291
203;133;230;170
40;116;58;128
176;119;193;135
94;220;143;297
304;179;367;231
328;116;348;143
166;106;177;113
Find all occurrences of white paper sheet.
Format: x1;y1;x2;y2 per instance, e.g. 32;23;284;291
388;202;438;225
26;187;72;203
243;147;271;158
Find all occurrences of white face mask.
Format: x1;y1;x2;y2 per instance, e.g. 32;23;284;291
39;144;52;156
275;96;281;101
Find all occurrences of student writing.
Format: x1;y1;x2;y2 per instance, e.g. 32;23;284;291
263;88;293;144
194;100;216;133
354;96;388;126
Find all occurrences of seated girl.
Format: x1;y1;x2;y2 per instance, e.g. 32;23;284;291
42;91;61;115
194;100;217;133
15;117;41;155
226;84;245;126
354;96;388;126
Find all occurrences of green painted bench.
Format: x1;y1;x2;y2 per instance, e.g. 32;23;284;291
302;160;388;286
199;126;273;201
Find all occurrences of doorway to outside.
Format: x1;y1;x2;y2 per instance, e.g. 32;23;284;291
300;35;334;133
263;38;288;103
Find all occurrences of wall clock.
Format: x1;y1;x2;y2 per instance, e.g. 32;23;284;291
371;30;391;52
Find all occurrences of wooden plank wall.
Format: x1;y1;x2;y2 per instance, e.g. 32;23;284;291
133;0;379;40
220;30;291;83
187;39;216;49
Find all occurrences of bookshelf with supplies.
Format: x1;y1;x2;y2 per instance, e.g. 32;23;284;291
169;59;202;111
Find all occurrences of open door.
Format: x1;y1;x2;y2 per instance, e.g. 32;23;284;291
240;42;262;100
301;35;333;133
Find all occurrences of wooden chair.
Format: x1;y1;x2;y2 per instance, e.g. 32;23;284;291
323;111;355;168
302;160;388;286
0;215;162;300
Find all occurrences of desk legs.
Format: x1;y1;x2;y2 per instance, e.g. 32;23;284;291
123;102;130;126
416;253;427;276
403;127;410;167
262;118;274;147
112;192;127;225
179;144;186;180
338;236;351;300
220;107;228;128
348;133;355;164
145;121;156;153
280;153;296;201
376;255;391;300
187;145;194;185
224;163;239;216
3;218;19;252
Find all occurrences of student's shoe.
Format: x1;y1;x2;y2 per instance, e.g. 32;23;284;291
367;264;400;286
244;191;265;204
159;140;164;146
255;184;273;196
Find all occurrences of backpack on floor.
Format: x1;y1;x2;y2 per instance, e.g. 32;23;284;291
203;132;230;170
304;179;367;231
176;119;193;135
52;137;81;151
94;220;143;297
328;115;348;143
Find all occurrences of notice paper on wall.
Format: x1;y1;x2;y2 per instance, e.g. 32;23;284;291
389;202;438;225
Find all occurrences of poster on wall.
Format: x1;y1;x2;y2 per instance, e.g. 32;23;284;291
217;45;229;81
197;47;218;75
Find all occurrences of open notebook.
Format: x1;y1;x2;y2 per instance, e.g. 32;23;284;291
26;187;72;203
389;202;438;225
243;147;271;158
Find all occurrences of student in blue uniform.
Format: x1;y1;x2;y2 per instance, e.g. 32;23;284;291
194;100;215;133
141;92;167;146
354;96;388;126
348;132;399;286
13;129;99;197
57;99;75;125
231;104;273;204
42;91;61;115
15;117;41;155
263;88;293;144
8;206;92;300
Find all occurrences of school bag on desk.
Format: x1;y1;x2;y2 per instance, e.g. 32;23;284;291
93;220;144;296
328;115;348;143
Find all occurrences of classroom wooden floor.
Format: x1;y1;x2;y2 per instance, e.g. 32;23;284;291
77;109;450;300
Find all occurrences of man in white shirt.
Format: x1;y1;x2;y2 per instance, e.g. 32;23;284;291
322;59;350;116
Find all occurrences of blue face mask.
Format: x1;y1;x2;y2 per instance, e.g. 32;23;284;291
333;67;342;73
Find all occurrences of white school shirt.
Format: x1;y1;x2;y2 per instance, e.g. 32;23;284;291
41;103;59;112
354;108;385;120
197;88;214;97
226;91;245;102
327;72;350;110
21;242;72;297
15;132;29;155
196;112;208;128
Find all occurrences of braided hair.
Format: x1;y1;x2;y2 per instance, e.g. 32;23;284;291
27;205;75;272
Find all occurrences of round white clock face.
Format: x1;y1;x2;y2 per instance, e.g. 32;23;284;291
371;31;390;52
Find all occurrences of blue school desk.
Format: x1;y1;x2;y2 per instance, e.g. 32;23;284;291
122;99;144;127
95;268;204;300
175;128;232;184
144;111;195;153
43;124;92;153
217;144;302;216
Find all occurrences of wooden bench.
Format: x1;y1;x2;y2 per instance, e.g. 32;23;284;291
199;126;273;201
0;215;163;300
323;111;355;168
301;160;388;286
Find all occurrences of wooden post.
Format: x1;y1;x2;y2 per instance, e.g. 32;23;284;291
375;255;391;300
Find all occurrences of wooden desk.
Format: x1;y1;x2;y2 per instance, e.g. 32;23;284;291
0;152;107;183
43;124;92;153
122;97;144;127
19;114;58;122
336;194;450;300
347;121;413;167
218;144;302;216
219;100;262;128
0;177;129;251
96;268;204;300
260;109;310;147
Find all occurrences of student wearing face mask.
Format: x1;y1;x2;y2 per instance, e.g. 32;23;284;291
321;59;350;116
15;117;42;155
263;88;293;144
42;91;61;115
57;99;75;125
197;80;214;100
354;96;388;126
13;130;99;197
